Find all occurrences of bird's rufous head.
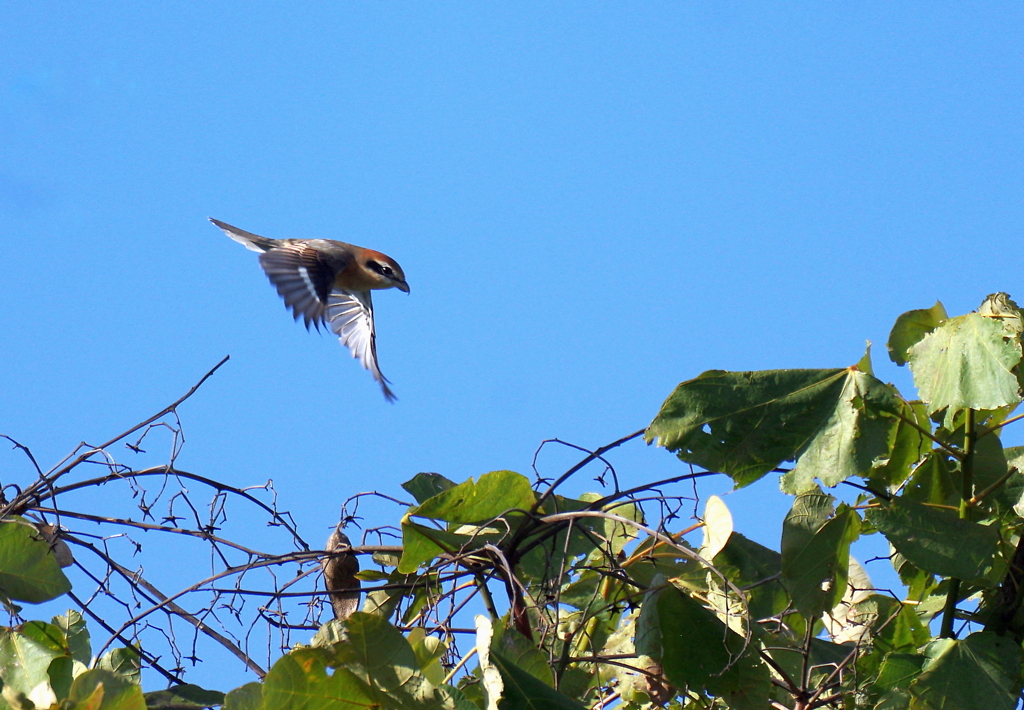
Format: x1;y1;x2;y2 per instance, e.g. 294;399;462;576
361;251;410;293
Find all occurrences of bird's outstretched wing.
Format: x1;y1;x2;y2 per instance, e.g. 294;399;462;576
258;244;347;331
325;290;396;402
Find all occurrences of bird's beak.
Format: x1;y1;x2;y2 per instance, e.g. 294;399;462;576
396;281;410;294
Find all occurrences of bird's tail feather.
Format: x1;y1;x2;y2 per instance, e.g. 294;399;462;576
209;218;277;253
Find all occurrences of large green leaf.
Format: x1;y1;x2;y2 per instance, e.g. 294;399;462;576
18;621;68;656
401;473;457;505
223;682;264;710
0;520;72;603
312;613;463;710
849;596;930;654
647;367;899;489
634;577;666;663
780;492;860;617
489;649;586;710
653;584;769;707
261;652;370;710
407;628;447;686
398;521;462;574
67;668;146;710
866;499;1000;583
409;470;535;524
331;613;433;706
0;628;63;699
654;583;731;688
493;626;554;687
712;532;787;622
782;372;901;494
874;652;925;695
95;646;141;685
144;684;226;708
54;611;91;666
901;452;959;508
888;301;948;366
910;632;1023;710
973;427;1008;482
907;311;1023;427
868;400;932;490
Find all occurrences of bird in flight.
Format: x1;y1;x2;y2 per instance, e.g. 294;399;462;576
211;218;409;401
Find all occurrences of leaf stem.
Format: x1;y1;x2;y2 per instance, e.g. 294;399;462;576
940;408;975;638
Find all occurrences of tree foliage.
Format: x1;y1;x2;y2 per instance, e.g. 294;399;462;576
3;294;1024;709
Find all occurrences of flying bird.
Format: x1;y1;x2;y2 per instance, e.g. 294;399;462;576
211;218;409;401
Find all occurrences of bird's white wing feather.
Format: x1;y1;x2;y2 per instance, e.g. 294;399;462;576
326;290;396;401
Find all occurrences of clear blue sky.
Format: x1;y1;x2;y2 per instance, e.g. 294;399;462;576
2;2;1022;692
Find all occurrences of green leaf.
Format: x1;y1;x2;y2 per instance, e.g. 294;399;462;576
869;400;932;490
410;470;536;524
622;536;701;592
901;452;959;507
651;583;770;706
398;521;451;574
49;655;76;702
647;367;899;489
0;628;62;699
489;649;586;710
53;610;91;665
95;646;141;685
261;653;315;710
781;371;901;493
0;520;72;603
849;597;930;654
712;532;787;622
866;499;1000;583
634;576;666;662
910;632;1023;710
582;495;642;558
402;473;457;505
493;627;554;687
18;621;68;656
971;429;1009;503
706;652;771;710
888;301;948;366
398;520;498;574
655;583;731;687
144;684;226;708
68;668;146;710
223;682;263;710
857;342;876;375
323;612;458;709
874;653;925;694
262;650;377;710
1005;448;1024;519
876;688;913;710
331;612;421;695
406;628;447;686
907;311;1023;427
781;492;861;617
361;570;412;619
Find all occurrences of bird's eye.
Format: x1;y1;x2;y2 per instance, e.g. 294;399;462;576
369;261;394;277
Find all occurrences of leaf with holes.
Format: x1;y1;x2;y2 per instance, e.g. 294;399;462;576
647;367;900;490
